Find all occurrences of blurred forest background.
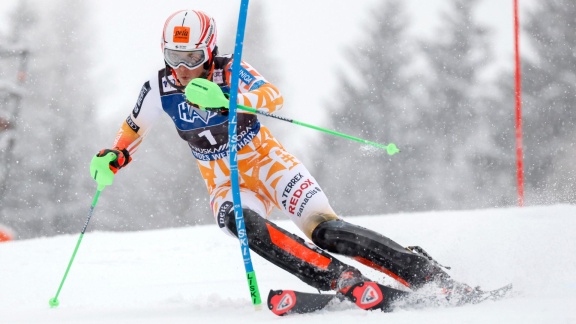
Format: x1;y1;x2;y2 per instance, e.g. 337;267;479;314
1;0;574;239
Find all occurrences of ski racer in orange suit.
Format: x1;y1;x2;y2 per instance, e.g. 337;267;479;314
94;9;470;311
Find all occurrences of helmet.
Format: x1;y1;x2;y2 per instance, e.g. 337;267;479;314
161;10;218;70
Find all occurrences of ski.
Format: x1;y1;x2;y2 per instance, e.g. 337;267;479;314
267;282;513;316
267;281;410;316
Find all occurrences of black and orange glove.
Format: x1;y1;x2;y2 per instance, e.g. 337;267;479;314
95;148;131;174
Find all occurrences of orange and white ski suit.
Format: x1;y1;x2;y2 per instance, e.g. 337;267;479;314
112;54;338;238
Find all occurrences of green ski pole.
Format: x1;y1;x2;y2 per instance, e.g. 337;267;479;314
49;152;117;308
185;78;400;156
237;105;399;155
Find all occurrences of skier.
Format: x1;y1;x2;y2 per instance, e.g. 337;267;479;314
92;9;470;312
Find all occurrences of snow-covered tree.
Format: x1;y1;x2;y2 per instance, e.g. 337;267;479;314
1;0;97;238
313;1;428;215
417;0;503;209
314;0;506;216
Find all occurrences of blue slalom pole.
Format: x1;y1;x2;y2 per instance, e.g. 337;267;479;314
227;0;262;309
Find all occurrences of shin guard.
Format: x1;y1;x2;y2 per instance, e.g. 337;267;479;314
225;209;351;291
311;220;449;289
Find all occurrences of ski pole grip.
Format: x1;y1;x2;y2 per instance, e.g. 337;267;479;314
90;152;117;190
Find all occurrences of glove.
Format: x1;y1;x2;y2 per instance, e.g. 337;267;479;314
184;78;229;110
90;148;129;190
95;148;131;174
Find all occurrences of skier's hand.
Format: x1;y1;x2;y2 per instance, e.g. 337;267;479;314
185;78;229;110
89;148;129;190
94;148;131;174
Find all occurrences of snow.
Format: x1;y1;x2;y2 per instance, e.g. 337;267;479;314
1;205;576;323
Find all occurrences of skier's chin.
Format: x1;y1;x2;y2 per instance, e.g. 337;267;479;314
179;78;192;86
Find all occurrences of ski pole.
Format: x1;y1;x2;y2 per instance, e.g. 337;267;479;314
185;79;400;156
236;105;400;155
49;152;117;308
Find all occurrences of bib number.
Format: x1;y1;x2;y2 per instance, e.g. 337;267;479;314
198;129;217;145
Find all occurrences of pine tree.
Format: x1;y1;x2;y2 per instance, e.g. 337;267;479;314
314;0;503;215
417;0;500;209
0;1;31;213
313;1;427;215
1;0;97;238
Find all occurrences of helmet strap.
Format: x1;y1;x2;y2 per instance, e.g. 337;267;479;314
200;45;218;78
164;64;185;91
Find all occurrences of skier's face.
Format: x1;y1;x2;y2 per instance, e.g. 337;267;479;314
174;64;204;86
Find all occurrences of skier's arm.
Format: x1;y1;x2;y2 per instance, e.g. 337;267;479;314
112;120;143;155
227;61;284;114
237;82;283;113
95;78;163;173
112;79;163;156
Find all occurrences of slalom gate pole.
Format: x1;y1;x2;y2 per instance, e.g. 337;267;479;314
513;0;524;206
227;0;262;310
236;105;400;156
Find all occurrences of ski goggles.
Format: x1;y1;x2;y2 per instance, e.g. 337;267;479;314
164;48;208;69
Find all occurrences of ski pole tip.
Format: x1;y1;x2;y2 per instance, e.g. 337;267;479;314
386;143;400;155
49;297;60;308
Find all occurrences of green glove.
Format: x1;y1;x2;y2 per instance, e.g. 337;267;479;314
90;150;126;190
185;78;230;110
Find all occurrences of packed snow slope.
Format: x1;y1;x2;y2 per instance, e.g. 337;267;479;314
1;205;575;323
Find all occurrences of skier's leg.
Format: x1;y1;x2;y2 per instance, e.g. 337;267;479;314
265;147;340;239
310;219;451;289
223;206;353;291
195;136;363;292
266;149;451;290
